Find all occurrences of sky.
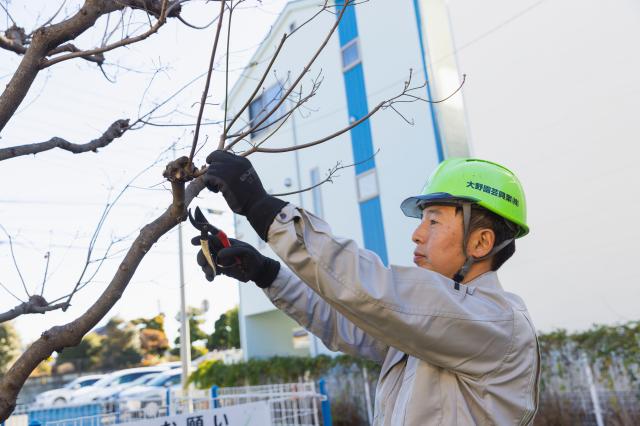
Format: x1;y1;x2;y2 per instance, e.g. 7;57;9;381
0;0;289;346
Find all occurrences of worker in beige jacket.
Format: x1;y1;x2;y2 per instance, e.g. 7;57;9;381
193;151;540;425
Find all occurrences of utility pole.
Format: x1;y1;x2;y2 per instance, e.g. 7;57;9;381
178;220;191;395
174;145;191;396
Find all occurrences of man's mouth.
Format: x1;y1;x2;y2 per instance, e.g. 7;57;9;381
413;252;425;263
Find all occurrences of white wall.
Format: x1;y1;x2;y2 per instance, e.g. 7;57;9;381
443;0;640;331
355;1;441;266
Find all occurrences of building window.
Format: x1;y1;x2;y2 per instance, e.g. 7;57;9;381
356;168;379;203
310;167;324;218
341;38;361;72
248;83;287;139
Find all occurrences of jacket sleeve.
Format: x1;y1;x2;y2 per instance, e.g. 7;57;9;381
267;204;514;375
264;266;389;364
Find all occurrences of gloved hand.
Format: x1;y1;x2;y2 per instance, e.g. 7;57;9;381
204;150;287;241
191;235;280;288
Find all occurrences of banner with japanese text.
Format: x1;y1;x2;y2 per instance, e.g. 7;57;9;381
118;402;271;426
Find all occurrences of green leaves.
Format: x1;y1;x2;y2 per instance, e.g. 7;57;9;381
189;354;380;389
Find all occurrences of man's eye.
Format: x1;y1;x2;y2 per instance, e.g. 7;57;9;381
430;220;438;225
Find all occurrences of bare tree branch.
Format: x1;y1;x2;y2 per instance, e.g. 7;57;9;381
40;252;50;296
0;167;205;419
271;149;379;197
248;69;466;155
188;0;226;163
224;0;351;151
222;1;234;144
0;225;29;299
219;33;286;147
239;74;323;156
40;0;182;69
0;25;27;54
0;3;17;27
0;0;183;132
0;282;23;304
35;1;68;33
220;0;332;145
0;297;69;324
0;119;130;161
177;14;218;30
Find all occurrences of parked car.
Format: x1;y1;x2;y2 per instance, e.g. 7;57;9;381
33;374;105;407
118;370;182;417
68;366;171;404
98;372;164;412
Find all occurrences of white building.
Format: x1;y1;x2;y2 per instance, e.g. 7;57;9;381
227;0;640;360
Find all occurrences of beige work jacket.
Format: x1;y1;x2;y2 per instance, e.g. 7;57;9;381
264;204;540;425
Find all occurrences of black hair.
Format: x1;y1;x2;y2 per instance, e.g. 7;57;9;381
458;204;517;270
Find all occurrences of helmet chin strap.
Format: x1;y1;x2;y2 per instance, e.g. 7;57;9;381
452;202;514;283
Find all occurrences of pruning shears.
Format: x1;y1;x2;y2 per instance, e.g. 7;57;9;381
188;206;232;276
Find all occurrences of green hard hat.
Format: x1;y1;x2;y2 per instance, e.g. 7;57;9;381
400;158;529;238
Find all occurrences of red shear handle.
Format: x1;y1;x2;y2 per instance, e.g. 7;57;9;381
216;230;231;248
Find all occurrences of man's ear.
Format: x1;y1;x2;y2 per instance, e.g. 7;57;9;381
467;228;496;258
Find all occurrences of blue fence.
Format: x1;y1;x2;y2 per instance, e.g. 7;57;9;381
28;404;102;426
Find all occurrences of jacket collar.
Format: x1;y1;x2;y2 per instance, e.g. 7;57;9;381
465;271;503;292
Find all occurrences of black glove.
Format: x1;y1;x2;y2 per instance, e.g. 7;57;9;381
191;235;280;289
204;150;287;241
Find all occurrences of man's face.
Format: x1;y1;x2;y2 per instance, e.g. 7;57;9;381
411;205;466;278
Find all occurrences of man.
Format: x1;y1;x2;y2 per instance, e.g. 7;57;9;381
194;151;540;425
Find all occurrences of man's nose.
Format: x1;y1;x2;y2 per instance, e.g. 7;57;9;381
412;221;427;244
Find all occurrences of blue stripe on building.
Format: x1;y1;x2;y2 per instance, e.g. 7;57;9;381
412;0;445;162
337;3;389;265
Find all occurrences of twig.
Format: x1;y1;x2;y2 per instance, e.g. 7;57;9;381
0;281;23;303
40;0;179;69
40;252;50;296
178;14;218;30
62;149;170;307
249;70;465;155
221;0;332;140
34;1;68;34
131;70;211;129
219;33;286;146
0;2;16;26
0;225;29;298
222;1;233;143
271;150;380;197
224;0;349;151
241;74;323;156
188;0;226;163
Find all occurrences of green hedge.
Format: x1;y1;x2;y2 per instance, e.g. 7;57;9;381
191;321;640;390
190;354;380;389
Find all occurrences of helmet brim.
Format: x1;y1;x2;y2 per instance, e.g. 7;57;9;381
400;192;479;218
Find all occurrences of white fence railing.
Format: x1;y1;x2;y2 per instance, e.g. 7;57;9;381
7;382;330;426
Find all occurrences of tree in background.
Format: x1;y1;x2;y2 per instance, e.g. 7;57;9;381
133;314;170;363
207;306;240;351
98;317;142;370
172;307;208;359
54;332;102;373
30;357;53;377
0;323;20;374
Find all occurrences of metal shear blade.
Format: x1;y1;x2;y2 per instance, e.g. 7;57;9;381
188;207;217;274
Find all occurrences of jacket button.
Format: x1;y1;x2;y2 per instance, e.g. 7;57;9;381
279;213;287;220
